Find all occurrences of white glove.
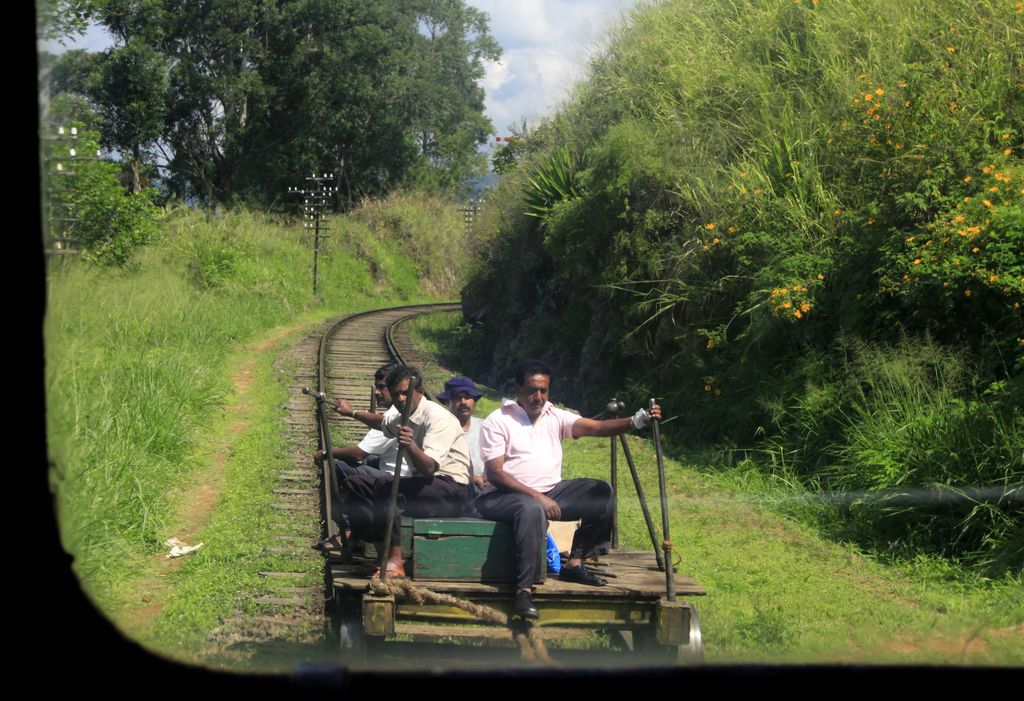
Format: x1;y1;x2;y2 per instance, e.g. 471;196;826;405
631;408;651;429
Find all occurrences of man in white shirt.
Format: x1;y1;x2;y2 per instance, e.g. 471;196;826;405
313;363;400;480
331;365;472;577
312;363;402;555
477;359;660;619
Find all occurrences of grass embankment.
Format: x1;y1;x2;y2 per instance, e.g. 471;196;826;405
45;192;468;662
406;311;1023;665
464;0;1023;575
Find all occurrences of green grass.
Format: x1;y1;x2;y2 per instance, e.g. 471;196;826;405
45;199;456;642
147;333;327;668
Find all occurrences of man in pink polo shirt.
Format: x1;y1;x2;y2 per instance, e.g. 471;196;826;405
477;359;660;619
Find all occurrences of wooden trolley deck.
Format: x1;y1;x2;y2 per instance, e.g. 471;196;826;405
329;549;705;661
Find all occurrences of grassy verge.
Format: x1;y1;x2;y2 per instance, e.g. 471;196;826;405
146;327;328;670
406;311;1024;665
45;199;456;657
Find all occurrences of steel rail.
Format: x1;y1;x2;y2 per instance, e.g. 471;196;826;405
313;302;461;543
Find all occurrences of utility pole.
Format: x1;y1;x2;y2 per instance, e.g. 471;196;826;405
288;173;337;298
43;126;102;257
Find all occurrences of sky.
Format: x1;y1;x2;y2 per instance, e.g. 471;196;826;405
41;1;640;146
465;0;639;139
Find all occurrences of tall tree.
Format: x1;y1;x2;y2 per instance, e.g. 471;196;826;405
44;0;501;206
403;0;501;191
90;39;168;191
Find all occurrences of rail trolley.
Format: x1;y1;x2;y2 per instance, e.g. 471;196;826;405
307;304;705;665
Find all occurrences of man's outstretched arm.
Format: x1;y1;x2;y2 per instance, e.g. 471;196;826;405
571;404;661;439
313;444;369;466
331;397;385;429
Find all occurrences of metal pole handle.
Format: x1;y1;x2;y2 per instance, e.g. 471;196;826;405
608;398;622;549
379;378;417;578
650;397;675;601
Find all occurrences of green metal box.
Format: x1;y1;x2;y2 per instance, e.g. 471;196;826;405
405;517;544;583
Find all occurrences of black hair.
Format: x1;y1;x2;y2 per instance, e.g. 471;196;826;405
513;359;552;387
385;364;423;392
374;362;398;382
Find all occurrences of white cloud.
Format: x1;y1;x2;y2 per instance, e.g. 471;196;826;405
38;22;114;55
470;0;638;137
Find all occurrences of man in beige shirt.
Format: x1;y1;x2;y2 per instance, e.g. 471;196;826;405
332;364;471;577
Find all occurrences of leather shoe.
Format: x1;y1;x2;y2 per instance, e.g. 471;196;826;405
559;564;607;586
514;591;539;619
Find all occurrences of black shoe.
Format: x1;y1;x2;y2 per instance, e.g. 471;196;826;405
514;591;539;619
559;564;607;586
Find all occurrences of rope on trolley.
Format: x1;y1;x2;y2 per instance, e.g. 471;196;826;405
368;575;555;664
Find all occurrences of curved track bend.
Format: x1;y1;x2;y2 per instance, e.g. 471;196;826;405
212;303;458;656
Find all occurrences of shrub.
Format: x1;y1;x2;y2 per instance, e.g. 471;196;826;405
51;131;163;267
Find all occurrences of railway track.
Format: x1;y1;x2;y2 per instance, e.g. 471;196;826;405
217;300;702;668
209;302;459;658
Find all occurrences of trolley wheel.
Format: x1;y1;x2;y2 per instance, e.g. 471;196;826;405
634;603;703;664
679;605;703;663
334;593;366;659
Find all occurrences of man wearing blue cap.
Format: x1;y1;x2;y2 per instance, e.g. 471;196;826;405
437;376;486;493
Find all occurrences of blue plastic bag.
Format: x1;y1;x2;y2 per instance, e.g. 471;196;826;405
546;532;561;573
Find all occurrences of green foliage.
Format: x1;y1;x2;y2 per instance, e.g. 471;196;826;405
403;310;487;381
44;0;501;206
758;336;1023;570
90;38;168;190
52;131;163;267
340;190;473;298
523;147;584;221
46;204;443;609
464;0;1024;570
167;211;246;289
491;138;528;175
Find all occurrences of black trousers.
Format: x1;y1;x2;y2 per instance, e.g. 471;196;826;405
342;473;468;548
475;478;612;590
